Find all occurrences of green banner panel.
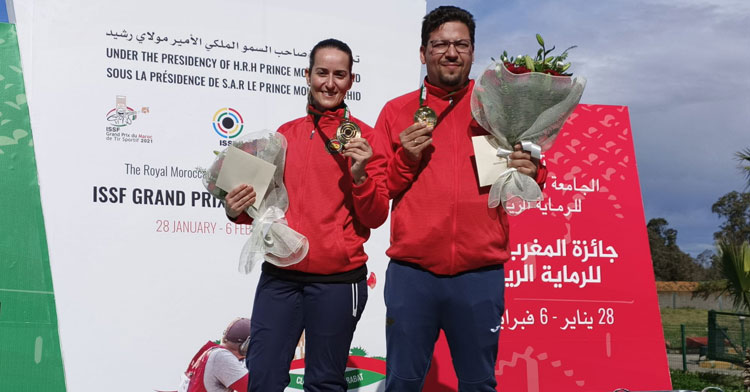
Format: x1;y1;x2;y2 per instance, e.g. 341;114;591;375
0;22;66;391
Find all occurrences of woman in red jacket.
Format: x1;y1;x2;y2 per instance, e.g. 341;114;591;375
224;38;388;392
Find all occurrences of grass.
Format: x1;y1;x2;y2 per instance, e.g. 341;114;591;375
670;369;745;392
661;308;710;348
661;308;710;326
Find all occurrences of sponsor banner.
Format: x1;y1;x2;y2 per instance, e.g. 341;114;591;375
426;105;671;391
25;1;424;390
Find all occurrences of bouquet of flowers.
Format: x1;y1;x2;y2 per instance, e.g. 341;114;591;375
202;131;308;273
471;34;586;214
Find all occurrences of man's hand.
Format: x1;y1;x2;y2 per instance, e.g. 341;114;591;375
225;184;256;218
343;137;372;185
509;144;539;178
399;122;434;162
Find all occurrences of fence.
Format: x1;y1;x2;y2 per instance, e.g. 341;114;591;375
664;310;750;373
707;310;750;365
665;324;711;371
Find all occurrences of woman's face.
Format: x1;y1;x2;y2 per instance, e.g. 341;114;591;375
306;47;353;111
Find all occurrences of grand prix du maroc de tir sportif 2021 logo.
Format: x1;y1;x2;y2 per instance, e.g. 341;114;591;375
105;95;152;143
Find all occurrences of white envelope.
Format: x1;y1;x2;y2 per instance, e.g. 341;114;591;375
471;135;509;187
216;145;277;209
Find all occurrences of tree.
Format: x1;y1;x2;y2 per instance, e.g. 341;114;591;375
738;147;750;188
712;191;750;244
696;249;715;268
647;218;707;281
697;249;722;280
717;240;750;313
729;148;750;390
649;217;677;246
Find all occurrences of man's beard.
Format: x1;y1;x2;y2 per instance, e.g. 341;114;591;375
438;70;465;88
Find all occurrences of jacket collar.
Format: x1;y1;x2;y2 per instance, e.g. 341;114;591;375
307;103;347;119
306;103;349;130
423;78;473;102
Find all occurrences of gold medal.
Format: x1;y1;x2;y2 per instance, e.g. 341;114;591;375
414;106;437;127
326;138;344;154
336;120;361;144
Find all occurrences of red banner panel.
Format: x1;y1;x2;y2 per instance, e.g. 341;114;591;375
427;104;671;391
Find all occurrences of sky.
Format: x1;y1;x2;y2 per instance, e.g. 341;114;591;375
0;0;9;23
427;0;750;256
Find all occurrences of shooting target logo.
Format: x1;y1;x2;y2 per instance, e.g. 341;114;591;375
212;108;244;139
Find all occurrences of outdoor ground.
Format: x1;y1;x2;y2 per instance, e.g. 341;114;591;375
662;308;746;391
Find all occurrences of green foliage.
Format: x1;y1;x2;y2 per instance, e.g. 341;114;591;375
649;217;678;246
718;240;750;313
712;191;750;244
737;147;750;188
694;280;729;300
648;218;711;281
697;250;724;280
670;369;744;392
498;34;576;75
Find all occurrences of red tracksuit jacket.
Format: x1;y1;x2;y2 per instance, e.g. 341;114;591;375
375;79;547;275
234;106;389;275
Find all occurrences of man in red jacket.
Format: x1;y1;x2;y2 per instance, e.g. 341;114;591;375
375;6;547;391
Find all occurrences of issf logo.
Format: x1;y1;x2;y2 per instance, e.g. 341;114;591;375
213;108;244;145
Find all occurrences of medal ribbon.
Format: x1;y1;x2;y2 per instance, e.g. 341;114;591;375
419;82;468;107
419;84;428;108
306;105;355;154
306;105;350;122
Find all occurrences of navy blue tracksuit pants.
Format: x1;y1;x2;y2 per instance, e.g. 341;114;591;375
247;271;368;392
385;260;505;392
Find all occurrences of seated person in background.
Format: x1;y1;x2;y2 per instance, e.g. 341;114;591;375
183;318;250;392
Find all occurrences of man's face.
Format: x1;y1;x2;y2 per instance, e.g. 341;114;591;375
420;21;474;90
306;47;353;111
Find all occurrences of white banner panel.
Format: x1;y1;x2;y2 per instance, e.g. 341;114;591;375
26;0;424;390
